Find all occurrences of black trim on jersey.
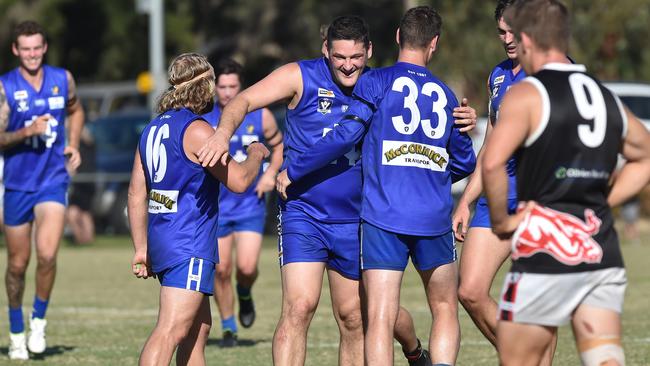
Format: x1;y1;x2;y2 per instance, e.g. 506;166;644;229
342;114;369;128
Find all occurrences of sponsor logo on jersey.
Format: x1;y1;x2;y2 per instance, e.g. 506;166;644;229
382;140;449;171
491;85;501;99
246;124;255;134
494;75;505;85
14;90;28;100
17;100;29;112
51;86;59;95
34;99;46;107
48;96;65;110
511;203;603;265
241;134;259;148
318;88;335;98
341;104;349;113
555;166;609;180
148;189;179;213
317;98;333;115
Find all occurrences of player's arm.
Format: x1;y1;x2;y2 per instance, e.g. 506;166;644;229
198;62;301;167
127;147;152;279
64;70;84;172
482;82;538;237
607;108;650;207
187;119;270;193
0;81;49;150
255;107;284;198
453;77;493;240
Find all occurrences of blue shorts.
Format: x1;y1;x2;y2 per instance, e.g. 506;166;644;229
4;182;68;226
157;257;216;295
469;197;518;228
217;214;265;237
361;222;456;272
278;210;360;280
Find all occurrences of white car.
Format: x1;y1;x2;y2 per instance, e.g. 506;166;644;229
603;82;650;128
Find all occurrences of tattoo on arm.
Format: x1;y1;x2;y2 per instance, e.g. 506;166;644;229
0;82;29;150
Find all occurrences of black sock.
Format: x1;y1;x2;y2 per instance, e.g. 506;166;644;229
403;338;423;361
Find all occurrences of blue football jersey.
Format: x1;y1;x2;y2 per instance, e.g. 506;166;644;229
485;59;526;201
1;65;69;191
138;108;220;272
203;105;265;220
353;63;476;236
281;57;362;223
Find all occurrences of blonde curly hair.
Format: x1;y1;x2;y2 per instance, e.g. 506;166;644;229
156;53;215;115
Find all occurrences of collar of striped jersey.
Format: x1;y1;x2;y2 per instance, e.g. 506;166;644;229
542;63;587;72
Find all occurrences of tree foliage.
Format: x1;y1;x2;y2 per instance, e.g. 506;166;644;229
0;0;648;114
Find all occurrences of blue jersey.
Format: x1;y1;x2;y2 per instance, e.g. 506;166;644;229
138;108;220;273
287;62;476;236
203;105;265;220
282;57;362;223
487;59;526;199
1;65;69;191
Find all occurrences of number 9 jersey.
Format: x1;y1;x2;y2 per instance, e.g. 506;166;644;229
1;65;69;191
352;62;476;236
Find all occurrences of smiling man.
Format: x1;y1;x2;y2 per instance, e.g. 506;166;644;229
0;20;84;360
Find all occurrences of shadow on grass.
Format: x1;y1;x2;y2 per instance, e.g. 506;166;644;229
0;345;76;360
207;337;267;348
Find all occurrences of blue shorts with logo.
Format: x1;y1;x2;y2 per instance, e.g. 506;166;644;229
217;214;265;237
470;197;519;228
156;257;216;295
361;221;456;272
4;182;68;226
278;210;360;280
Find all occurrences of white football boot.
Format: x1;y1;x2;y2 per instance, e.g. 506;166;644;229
27;317;47;354
8;332;29;360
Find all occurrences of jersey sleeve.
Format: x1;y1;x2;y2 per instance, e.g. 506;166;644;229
445;87;476;183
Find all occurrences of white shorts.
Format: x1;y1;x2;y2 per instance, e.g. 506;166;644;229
498;267;627;326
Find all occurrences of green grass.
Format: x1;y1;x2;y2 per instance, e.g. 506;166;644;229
0;234;648;365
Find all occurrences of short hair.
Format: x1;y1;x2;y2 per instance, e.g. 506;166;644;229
398;6;442;50
12;21;47;45
504;0;570;53
326;16;370;50
215;59;243;80
495;0;517;23
157;53;215;115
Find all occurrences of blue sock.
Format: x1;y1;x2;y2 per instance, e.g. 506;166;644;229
9;307;24;334
221;315;238;333
32;296;49;319
236;283;251;299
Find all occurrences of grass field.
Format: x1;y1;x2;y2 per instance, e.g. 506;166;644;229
0;232;648;365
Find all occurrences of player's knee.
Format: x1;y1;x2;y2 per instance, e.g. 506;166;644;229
579;339;625;366
215;263;233;280
36;253;57;271
285;298;318;324
458;285;483;309
7;258;29;276
337;308;363;334
236;265;258;280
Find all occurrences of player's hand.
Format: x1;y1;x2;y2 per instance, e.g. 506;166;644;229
64;145;81;174
452;200;471;242
198;128;231;167
453;98;477;133
276;169;292;200
26;114;50;136
255;170;276;198
246;141;270;161
131;250;154;279
492;200;536;240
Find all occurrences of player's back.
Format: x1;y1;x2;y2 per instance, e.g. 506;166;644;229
356;62;475;236
203;106;265;220
282;57;362;223
515;63;626;273
139;108;220;272
1;65;69;191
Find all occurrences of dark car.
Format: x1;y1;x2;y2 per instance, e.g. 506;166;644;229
85;110;150;233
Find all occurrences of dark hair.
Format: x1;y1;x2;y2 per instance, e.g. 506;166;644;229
157;53;215;115
399;6;442;50
504;0;570;53
494;0;517;23
326;15;370;50
215;59;243;80
12;21;47;45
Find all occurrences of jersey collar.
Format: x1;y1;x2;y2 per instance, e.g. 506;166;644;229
542;62;586;72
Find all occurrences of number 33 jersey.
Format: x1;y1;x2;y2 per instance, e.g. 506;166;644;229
1;65;69;191
352;62;476;236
